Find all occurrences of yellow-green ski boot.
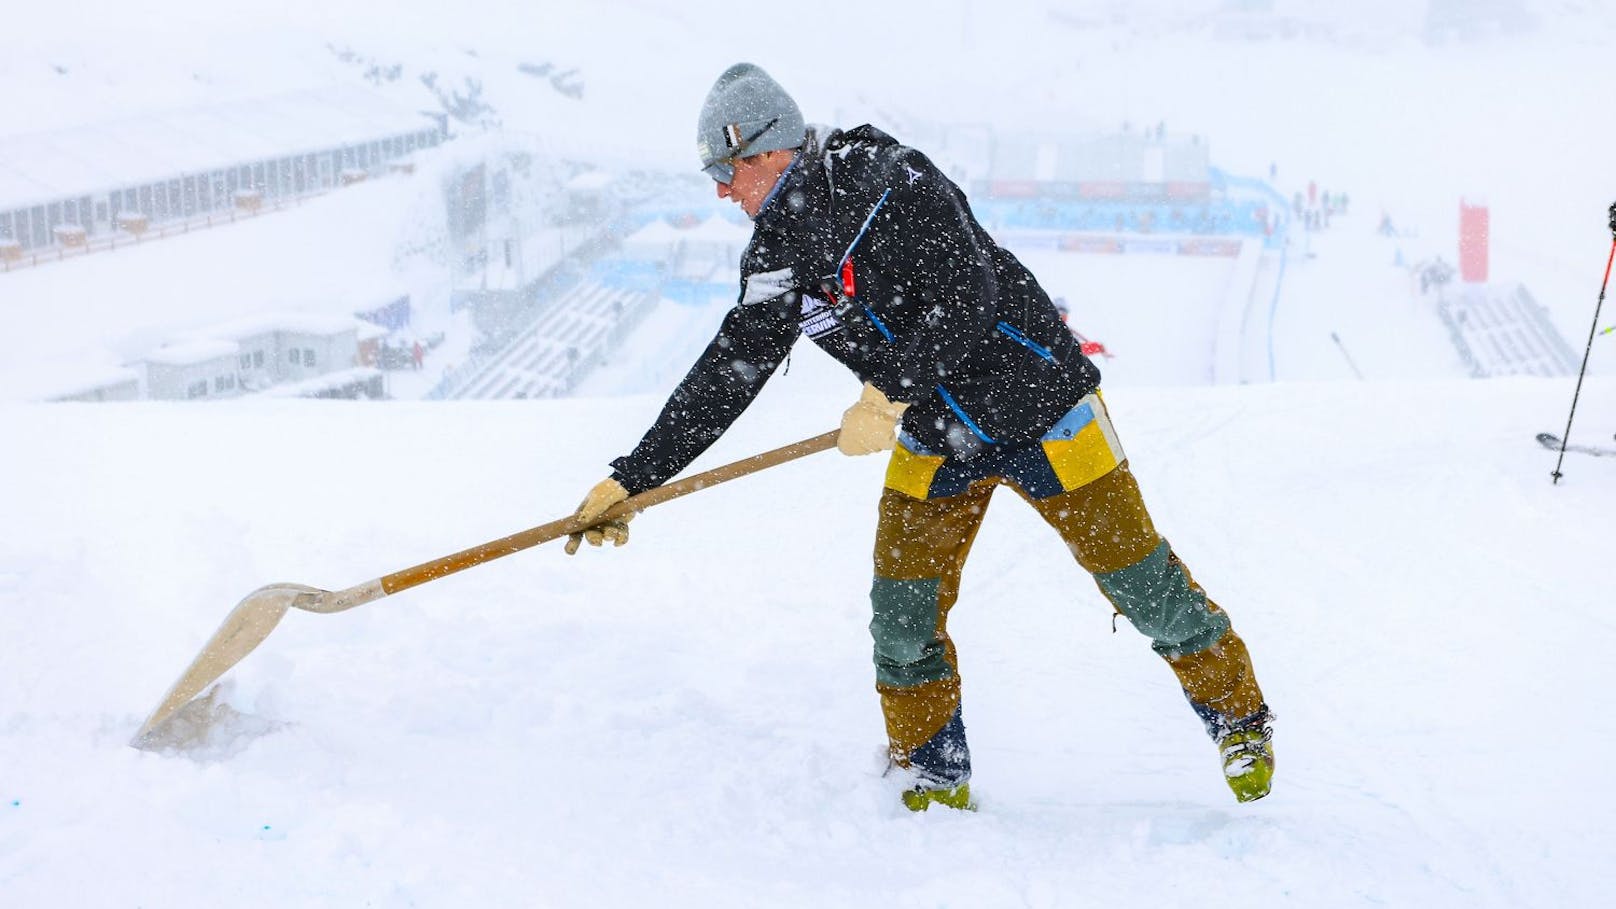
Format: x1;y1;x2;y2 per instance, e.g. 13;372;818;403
902;783;975;812
1219;726;1275;803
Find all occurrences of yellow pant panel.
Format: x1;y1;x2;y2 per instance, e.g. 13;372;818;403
884;444;946;501
1042;419;1123;493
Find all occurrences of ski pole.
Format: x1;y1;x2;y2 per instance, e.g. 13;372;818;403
1330;331;1365;380
1550;201;1616;484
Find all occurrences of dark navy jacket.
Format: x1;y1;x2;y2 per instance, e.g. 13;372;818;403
610;125;1101;495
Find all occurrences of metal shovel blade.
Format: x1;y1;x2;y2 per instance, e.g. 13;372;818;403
131;583;321;747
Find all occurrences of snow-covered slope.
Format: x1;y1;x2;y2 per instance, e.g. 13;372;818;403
3;374;1612;906
5;2;1616;906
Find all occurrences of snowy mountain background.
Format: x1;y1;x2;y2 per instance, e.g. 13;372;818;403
3;1;1615;906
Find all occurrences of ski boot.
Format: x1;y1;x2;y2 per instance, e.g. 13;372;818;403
902;782;975;812
1218;720;1275;803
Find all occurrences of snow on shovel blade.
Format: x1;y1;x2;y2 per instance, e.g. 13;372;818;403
131;583;321;748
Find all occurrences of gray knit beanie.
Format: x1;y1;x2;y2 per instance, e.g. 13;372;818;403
696;63;806;183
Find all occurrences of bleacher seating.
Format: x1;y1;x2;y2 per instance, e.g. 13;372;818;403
1438;284;1579;379
448;280;653;400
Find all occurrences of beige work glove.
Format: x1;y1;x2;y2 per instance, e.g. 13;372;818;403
564;477;634;555
838;383;909;456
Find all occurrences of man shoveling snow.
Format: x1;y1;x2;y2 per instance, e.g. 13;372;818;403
566;63;1274;811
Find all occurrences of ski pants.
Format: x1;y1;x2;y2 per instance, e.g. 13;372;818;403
870;392;1267;786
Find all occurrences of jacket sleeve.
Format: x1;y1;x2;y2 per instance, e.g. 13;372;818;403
608;300;800;495
859;148;1000;404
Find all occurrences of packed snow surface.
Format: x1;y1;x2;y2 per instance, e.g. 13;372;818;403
3;373;1613;906
5;1;1616;906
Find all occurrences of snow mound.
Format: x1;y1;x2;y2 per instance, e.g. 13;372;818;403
133;681;286;761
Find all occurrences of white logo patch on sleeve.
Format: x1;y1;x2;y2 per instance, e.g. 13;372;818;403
799;295;844;339
741;267;795;305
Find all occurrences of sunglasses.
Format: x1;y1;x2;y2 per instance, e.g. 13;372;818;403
703;117;779;184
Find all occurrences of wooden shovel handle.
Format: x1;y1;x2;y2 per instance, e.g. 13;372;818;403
376;430;840;597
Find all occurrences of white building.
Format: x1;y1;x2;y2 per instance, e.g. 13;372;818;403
274;318;361;385
138;312;366;400
142;340;244;401
180;311;364;391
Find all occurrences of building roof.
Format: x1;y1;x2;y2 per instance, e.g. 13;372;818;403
0;85;439;210
143;339;240;366
182;310;368;342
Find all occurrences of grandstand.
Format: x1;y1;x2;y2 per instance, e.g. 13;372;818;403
936;123;1287;253
443;280;655;400
0;86;443;254
1439;283;1579;379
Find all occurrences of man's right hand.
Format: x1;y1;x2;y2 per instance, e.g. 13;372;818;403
564;477;633;555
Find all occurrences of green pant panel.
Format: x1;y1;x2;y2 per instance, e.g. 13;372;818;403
870;577;953;689
1095;540;1231;657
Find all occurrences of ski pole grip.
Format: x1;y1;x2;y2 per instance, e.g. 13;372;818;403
1607;200;1616;237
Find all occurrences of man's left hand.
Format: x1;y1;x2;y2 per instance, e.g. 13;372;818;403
838;383;908;456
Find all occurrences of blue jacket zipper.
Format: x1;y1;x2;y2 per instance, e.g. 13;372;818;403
996;321;1056;362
